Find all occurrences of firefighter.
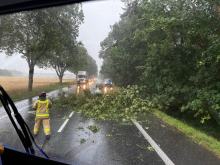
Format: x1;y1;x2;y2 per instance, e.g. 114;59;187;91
33;92;52;140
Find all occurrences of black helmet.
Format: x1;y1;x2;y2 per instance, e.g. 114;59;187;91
39;92;46;98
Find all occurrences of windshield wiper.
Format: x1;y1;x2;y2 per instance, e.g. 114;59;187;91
0;85;48;158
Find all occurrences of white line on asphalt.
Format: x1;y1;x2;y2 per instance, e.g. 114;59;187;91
57;119;69;133
57;111;75;133
27;111;35;114
132;119;175;165
69;111;74;118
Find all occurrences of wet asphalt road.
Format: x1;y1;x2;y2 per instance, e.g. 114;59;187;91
0;85;220;165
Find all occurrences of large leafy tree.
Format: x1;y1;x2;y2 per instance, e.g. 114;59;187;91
41;6;84;84
0;11;51;91
85;55;98;76
69;44;97;76
100;0;220;123
0;5;83;90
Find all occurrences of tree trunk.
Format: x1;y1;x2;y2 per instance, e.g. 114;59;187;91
28;65;34;91
59;75;63;84
54;66;65;84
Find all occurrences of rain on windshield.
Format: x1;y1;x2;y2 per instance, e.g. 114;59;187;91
0;0;220;165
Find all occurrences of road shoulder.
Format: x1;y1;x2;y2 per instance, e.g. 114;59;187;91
139;112;220;165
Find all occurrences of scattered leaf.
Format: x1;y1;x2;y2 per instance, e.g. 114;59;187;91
147;146;154;151
80;138;86;144
88;125;100;133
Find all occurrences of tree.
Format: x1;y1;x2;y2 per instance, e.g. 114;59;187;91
47;47;78;84
100;0;220;123
100;1;146;85
69;44;97;76
0;5;83;90
0;11;51;91
85;55;98;76
40;6;84;84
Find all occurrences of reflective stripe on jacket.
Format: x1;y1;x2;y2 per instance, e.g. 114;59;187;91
34;99;51;118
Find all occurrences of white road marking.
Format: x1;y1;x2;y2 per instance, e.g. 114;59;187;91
27;111;35;114
57;111;75;133
69;111;74;118
132;119;175;165
57;119;69;133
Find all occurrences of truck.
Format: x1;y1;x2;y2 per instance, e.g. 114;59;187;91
76;71;88;90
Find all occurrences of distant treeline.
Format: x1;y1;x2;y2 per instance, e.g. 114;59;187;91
0;69;23;76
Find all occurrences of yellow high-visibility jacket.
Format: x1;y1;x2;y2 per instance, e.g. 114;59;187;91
33;99;52;119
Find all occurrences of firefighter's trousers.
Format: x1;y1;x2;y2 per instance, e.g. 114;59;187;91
33;118;51;136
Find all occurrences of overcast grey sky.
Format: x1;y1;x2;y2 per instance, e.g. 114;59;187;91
0;0;123;74
79;0;123;71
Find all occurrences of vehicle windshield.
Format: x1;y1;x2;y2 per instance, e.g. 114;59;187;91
77;75;86;79
104;79;112;84
0;0;220;165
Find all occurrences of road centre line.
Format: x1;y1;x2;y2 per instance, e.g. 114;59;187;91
69;111;74;118
57;119;69;133
132;119;175;165
57;111;75;133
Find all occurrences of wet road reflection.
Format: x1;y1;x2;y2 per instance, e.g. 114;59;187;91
1;84;219;165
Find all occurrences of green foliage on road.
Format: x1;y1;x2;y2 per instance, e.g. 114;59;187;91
87;125;100;133
55;86;151;122
54;85;220;157
100;0;220;124
80;138;86;144
77;86;151;121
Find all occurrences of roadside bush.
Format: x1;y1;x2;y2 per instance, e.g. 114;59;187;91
181;89;220;124
99;0;220;125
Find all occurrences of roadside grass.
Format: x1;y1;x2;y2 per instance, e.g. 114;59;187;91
7;82;71;102
153;109;220;157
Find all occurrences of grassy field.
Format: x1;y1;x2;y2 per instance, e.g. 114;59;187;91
0;76;73;102
0;76;72;92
